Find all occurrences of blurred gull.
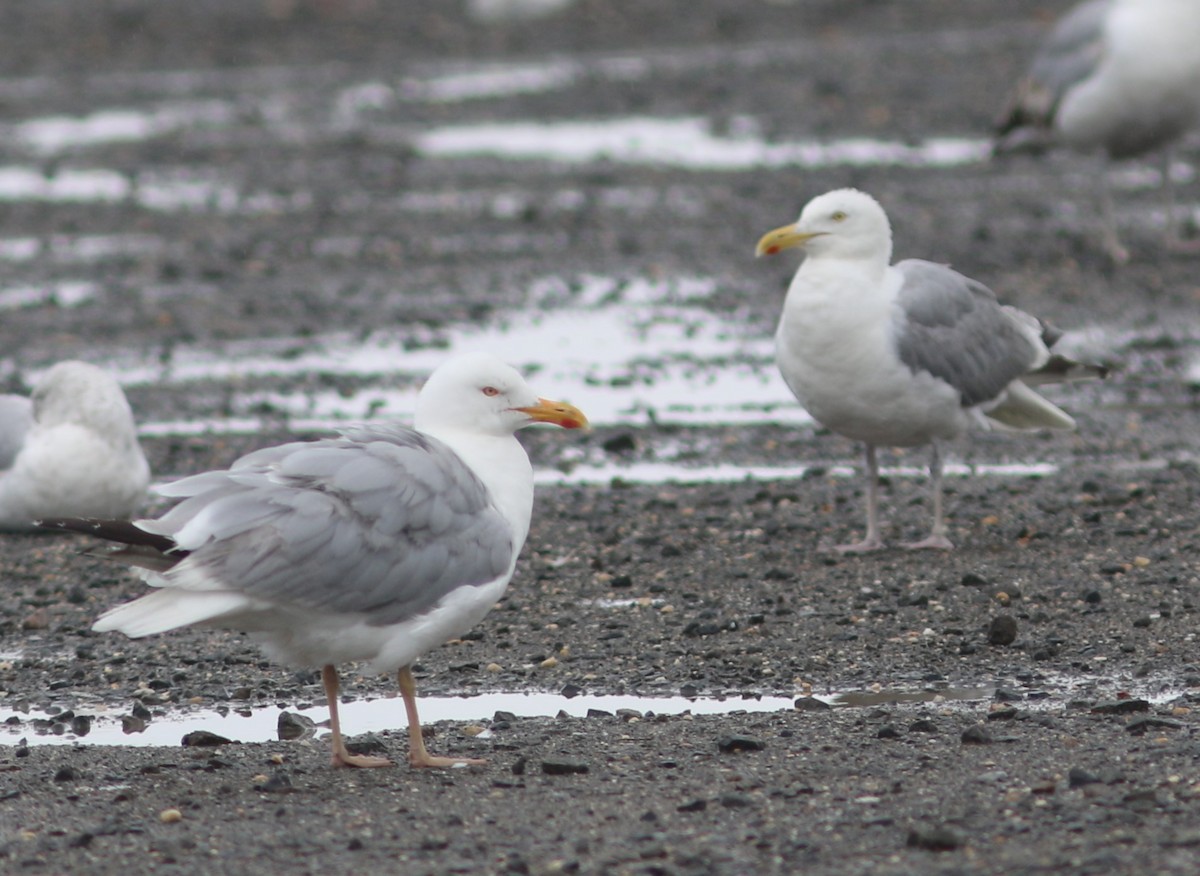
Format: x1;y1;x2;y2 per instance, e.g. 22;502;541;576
0;361;149;531
756;189;1105;553
994;0;1200;262
44;352;587;769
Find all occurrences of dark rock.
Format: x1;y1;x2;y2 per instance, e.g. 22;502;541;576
717;735;765;753
182;730;235;747
677;799;708;813
877;724;900;739
511;757;527;776
907;825;964;851
541;759;589;775
610;574;633;589
908;719;938;733
719;792;754;808
1091;699;1150;715
601;433;637;454
1126;716;1183;735
961;572;989;587
987;615;1018;646
1068;767;1101;788
986;707;1019;721
961;725;992;745
794;696;831;712
277;711;315;741
53;766;80;782
254;773;293;793
560;684;584;699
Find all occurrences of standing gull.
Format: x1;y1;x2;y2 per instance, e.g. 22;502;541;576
994;0;1200;262
44;352;587;768
756;189;1104;553
1;361;150;531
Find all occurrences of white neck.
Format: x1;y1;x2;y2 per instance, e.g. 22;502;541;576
428;427;536;553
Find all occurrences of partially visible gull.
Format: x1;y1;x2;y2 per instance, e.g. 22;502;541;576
43;352;587;769
1;361;149;531
994;0;1200;262
756;188;1105;553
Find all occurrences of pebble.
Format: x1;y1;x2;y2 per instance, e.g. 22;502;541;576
541;759;589;775
277;711;315;741
1091;699;1150;715
794;696;831;712
960;725;992;745
182;730;235;747
717;735;765;753
159;809;183;824
987;615;1018;646
906;825;963;851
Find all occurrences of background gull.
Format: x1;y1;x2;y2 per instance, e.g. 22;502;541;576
43;352;587;769
994;0;1200;262
0;361;150;532
756;188;1105;553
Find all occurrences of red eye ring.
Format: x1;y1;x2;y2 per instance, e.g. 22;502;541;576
482;386;500;397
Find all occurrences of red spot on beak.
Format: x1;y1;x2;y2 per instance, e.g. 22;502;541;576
765;245;780;255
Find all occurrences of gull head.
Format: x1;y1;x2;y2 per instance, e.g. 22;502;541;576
30;361;139;439
415;351;588;438
755;188;893;263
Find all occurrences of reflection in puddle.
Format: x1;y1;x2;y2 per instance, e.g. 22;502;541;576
415;117;990;171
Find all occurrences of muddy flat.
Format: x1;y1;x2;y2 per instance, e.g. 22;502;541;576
3;1;1200;874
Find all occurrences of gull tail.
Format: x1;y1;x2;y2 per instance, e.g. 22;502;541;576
93;588;250;638
984;381;1077;431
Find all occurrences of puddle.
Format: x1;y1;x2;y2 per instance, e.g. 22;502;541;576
6;674;1179;748
414;117;990;171
0;686;993;748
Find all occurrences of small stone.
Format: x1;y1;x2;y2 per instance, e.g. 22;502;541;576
907;825;963;851
717;735;765;753
908;719;939;734
159;809;183;824
987;615;1018;646
493;710;518;724
255;773;293;793
1069;767;1101;788
986;707;1019;721
794;696;831;712
182;730;234;747
961;572;989;587
1126;716;1183;735
462;724;486;737
719;792;754;808
677;799;708;813
540;656;560;669
1091;699;1150;715
961;725;992;745
541;759;589;775
877;724;900;739
53;766;80;782
485;663;503;673
560;683;583;699
277;711;315;741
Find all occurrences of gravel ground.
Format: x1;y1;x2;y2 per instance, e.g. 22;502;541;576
4;1;1200;874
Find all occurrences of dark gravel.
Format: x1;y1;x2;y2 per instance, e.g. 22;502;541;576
4;1;1200;874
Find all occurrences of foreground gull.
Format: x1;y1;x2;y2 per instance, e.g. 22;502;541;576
756;189;1105;553
994;0;1200;262
44;352;587;768
0;361;150;531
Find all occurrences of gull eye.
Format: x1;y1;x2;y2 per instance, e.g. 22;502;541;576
482;386;501;397
831;210;847;222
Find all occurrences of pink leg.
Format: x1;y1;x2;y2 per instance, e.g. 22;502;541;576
836;444;887;553
399;666;485;769
903;443;954;551
323;665;391;768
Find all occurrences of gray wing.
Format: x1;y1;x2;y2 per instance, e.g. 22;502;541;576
151;423;515;626
994;0;1110;146
0;395;34;470
893;260;1045;408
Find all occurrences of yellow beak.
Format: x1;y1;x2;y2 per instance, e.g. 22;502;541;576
755;224;823;257
516;398;589;430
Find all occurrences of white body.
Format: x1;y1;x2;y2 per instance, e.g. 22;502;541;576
776;261;968;449
1056;0;1200;153
0;362;149;530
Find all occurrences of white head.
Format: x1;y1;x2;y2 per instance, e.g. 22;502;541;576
414;351;588;438
32;361;141;446
755;188;894;265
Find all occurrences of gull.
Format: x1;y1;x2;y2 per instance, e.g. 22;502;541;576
43;352;587;768
994;0;1200;262
1;361;149;531
756;188;1105;553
